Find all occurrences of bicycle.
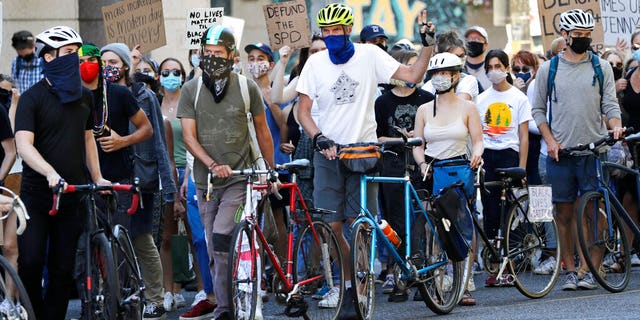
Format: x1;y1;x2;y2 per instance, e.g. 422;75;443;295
473;166;562;298
562;128;640;292
49;179;144;320
346;137;468;318
225;159;344;320
0;186;35;319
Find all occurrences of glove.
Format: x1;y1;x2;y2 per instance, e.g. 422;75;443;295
420;23;435;47
314;134;335;151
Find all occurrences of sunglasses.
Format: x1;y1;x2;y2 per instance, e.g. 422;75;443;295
161;69;181;77
512;66;531;73
610;62;623;68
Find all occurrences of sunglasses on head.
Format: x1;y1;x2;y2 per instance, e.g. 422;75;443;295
161;69;181;77
512;66;531;73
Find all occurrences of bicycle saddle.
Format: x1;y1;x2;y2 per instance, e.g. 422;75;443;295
279;159;311;171
625;132;640;144
494;167;526;181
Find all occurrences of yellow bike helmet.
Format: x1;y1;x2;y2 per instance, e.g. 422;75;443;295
317;3;354;27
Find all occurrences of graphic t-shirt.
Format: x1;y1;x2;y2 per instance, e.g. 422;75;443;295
375;88;434;138
297;43;401;144
476;86;532;152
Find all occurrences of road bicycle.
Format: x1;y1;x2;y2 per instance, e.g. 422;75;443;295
225;159;344;320
50;179;144;320
562;129;640;292
0;186;35;319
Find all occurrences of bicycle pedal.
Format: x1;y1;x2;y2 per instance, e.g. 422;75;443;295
284;295;308;318
497;274;515;286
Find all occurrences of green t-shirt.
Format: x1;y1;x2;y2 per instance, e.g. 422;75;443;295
170;118;187;168
177;73;265;190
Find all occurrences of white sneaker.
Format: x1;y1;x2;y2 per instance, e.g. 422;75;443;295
381;274;395;294
0;299;12;316
191;290;207;307
317;287;339;308
533;257;557;275
632;255;640;267
173;293;186;308
467;276;476;292
163;292;174;312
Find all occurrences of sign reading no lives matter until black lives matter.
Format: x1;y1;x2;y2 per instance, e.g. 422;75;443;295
186;8;224;49
263;0;311;51
102;0;166;52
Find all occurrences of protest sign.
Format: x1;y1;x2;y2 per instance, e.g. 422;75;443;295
102;0;166;52
263;0;311;51
528;186;554;222
185;7;224;49
600;0;640;46
537;0;604;53
223;16;246;49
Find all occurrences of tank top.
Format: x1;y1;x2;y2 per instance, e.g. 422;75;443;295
170;118;187;168
423;110;469;160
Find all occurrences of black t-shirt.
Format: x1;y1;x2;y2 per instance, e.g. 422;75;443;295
0;107;13;163
622;69;640;130
15;79;94;186
92;83;140;181
375;88;434;140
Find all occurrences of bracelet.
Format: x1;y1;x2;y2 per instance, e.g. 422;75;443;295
418;161;427;167
208;161;217;171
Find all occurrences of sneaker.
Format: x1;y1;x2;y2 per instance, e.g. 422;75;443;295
191;290;207;307
467;276;476;292
312;285;330;300
163;292;174;312
174;293;187;308
375;269;388;284
0;299;23;318
179;300;216;320
561;272;578;291
472;261;483;275
143;302;167;320
632;255;640;267
0;299;12;316
577;272;598;290
382;274;395;294
534;256;557;275
318;287;340;308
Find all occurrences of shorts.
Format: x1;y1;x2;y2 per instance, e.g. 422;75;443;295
313;152;378;223
546;154;600;203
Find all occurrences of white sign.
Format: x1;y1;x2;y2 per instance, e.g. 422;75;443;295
528;185;554;223
600;0;640;46
186;7;224;49
223;16;246;49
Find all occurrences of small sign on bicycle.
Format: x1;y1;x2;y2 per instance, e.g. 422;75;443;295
528;185;554;222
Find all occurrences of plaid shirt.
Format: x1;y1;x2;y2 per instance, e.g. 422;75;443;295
11;56;44;94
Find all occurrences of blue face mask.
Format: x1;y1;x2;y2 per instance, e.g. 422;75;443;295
406;82;416;88
323;35;355;65
43;52;83;104
160;74;182;92
634;49;640;63
191;54;200;69
515;71;532;83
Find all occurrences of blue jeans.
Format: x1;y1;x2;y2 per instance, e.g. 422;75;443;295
186;172;214;294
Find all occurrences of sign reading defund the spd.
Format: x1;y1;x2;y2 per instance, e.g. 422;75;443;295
537;0;604;53
102;0;166;52
186;7;224;49
263;0;311;51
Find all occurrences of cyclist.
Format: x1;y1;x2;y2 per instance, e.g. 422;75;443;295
531;9;624;291
178;25;275;320
296;3;435;317
14;26;110;320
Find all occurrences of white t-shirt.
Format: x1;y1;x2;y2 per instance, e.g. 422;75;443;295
422;73;479;100
296;43;401;144
476;86;533;152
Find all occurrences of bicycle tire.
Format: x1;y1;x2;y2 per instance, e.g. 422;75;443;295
577;191;631;292
89;232;120;320
113;225;143;319
228;220;258;320
350;221;375;320
0;254;35;319
506;194;561;298
292;219;344;320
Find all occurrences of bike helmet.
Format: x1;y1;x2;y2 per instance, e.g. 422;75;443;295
35;26;83;58
427;52;462;74
201;25;236;53
317;3;354;27
559;9;594;32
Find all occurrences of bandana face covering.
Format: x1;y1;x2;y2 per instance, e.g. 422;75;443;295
43;52;83;104
324;35;355;65
103;65;122;83
200;55;233;103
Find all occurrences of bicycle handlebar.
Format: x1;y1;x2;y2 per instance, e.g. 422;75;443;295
340;137;423;149
559;127;635;157
49;178;141;216
0;186;30;235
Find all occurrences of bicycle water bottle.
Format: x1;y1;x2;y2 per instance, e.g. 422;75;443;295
380;219;401;248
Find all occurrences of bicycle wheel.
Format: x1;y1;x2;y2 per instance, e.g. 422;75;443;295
577;191;631;292
90;233;120;320
506;194;561;298
0;254;35;319
293;219;344;320
113;225;143;319
350;221;375;320
228;220;258;320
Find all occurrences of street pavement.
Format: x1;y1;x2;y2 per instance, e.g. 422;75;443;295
66;267;640;319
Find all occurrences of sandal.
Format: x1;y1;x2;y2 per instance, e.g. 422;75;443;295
458;290;476;306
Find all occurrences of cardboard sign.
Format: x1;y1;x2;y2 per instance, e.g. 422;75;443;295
186;8;224;49
528;186;554;222
600;0;640;46
102;0;166;52
537;0;604;53
263;0;312;51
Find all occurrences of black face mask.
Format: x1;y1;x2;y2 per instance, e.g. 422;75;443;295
0;88;11;111
466;41;485;58
612;66;623;80
20;52;35;62
133;72;159;92
568;37;592;54
375;43;388;52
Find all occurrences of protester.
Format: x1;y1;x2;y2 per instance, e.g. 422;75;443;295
360;24;388;52
11;30;44;94
463;26;491;92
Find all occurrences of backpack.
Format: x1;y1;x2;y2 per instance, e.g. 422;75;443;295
547;53;604;128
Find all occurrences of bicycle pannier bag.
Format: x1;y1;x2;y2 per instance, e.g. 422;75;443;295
432;158;474;198
432;184;471;262
338;144;382;174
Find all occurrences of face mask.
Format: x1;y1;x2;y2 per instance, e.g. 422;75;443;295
190;54;200;69
79;61;100;83
324;35;355;65
612;66;623;81
232;63;243;74
633;49;640;63
466;41;485;58
20;52;35;62
133;72;158;92
515;71;532;83
200;55;234;103
160;74;182;92
375;43;388;52
43;52;83;104
487;70;508;84
432;74;453;93
568;37;592;54
141;71;155;78
102;65;122;83
247;61;270;79
0;88;11;110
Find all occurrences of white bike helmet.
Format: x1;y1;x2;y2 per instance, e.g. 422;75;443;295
559;9;594;32
35;26;83;58
427;52;462;74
